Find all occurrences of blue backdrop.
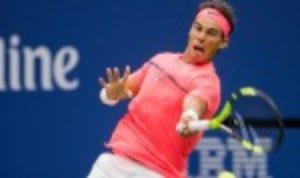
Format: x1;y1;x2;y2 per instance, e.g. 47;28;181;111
0;0;299;178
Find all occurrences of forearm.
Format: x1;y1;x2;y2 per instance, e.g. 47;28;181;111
182;94;207;119
176;94;208;136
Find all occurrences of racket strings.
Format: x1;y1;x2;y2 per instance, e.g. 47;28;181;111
228;99;281;153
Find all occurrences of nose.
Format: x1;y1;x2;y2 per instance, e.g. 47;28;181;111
197;31;206;43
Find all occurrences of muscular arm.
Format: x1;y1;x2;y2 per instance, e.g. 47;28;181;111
182;94;207;118
177;71;220;137
177;94;208;137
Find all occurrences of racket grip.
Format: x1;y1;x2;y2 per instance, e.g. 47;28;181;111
188;120;210;131
176;120;210;134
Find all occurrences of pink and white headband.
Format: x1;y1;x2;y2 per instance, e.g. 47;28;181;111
196;8;231;38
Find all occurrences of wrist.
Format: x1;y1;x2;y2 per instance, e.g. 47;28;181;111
99;88;119;106
181;109;199;121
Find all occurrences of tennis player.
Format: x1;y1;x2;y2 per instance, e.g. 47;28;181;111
88;0;236;177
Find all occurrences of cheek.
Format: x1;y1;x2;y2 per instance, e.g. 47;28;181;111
206;40;221;53
189;29;199;39
188;33;195;41
208;38;221;47
188;33;197;46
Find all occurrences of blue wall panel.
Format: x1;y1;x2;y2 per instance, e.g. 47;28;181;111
0;0;299;177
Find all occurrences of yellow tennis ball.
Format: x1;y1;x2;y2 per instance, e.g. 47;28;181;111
218;171;236;178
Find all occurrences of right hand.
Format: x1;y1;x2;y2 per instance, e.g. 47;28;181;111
98;66;131;100
176;114;200;137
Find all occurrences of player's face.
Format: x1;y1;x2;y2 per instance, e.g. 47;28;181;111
185;17;228;63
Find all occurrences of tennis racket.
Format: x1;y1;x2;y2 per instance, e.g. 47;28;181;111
189;87;285;154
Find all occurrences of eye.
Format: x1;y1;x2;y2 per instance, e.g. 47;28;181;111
207;29;219;37
194;23;202;32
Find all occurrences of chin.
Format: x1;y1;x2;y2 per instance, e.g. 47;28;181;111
194;57;210;64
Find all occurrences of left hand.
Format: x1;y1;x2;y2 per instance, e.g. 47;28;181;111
98;66;131;100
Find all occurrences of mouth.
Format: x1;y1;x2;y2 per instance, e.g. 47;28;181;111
193;45;204;53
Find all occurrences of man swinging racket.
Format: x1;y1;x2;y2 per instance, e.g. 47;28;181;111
88;0;236;177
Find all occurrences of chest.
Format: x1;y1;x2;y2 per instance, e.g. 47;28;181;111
145;58;199;94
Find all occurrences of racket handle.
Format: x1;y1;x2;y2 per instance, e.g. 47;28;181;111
176;120;210;133
176;120;211;133
176;120;209;133
188;120;210;131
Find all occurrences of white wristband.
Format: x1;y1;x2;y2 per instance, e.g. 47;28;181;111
99;88;119;106
181;109;199;121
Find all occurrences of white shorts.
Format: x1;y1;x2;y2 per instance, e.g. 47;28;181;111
87;153;163;178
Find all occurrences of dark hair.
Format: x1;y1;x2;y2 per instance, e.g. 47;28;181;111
197;0;236;36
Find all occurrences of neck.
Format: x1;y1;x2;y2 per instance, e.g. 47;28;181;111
181;51;210;65
181;52;193;64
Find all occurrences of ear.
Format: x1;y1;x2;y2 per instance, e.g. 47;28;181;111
218;38;229;49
